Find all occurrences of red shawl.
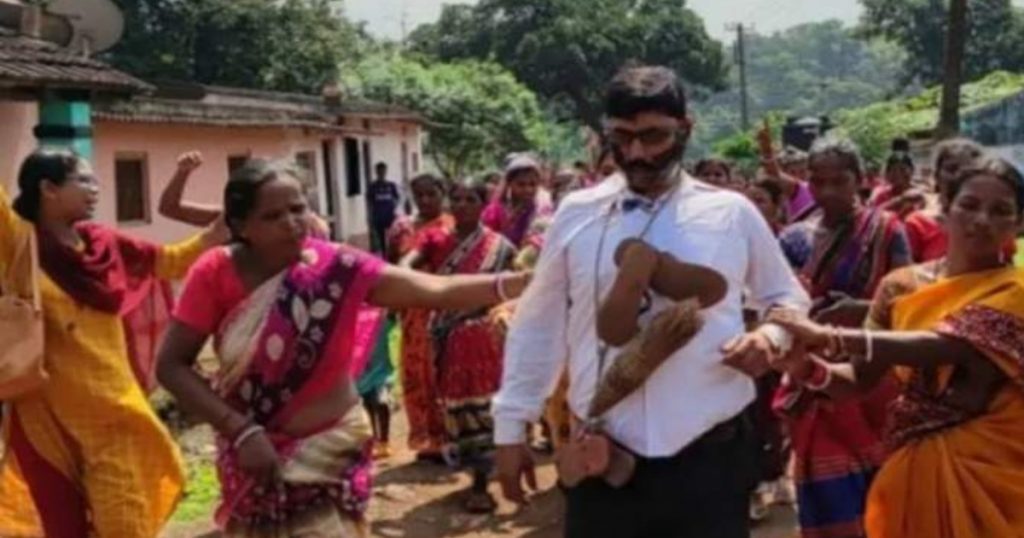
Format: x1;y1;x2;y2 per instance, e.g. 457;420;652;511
37;222;173;392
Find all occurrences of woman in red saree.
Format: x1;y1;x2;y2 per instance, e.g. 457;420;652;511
157;160;530;536
482;154;553;248
869;139;926;219
423;181;516;512
387;173;455;455
777;138;912;538
901;139;984;262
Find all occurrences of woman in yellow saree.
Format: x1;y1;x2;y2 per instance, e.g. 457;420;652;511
769;154;1024;537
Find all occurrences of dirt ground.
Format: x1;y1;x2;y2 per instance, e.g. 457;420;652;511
161;410;798;538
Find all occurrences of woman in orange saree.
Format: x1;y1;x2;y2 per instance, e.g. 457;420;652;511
0;150;224;537
770;154;1024;538
388;173;455;455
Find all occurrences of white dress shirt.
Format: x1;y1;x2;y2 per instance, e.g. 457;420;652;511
493;173;811;458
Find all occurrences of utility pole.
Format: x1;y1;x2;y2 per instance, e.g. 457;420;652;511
726;23;751;130
399;0;409;48
937;0;968;139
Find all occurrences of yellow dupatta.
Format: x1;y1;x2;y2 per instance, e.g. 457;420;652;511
866;267;1024;538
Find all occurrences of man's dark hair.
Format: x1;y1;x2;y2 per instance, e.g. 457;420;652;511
375;162;387;173
605;65;688;120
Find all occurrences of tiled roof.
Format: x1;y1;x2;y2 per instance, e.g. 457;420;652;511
92;96;344;131
0;27;150;93
92;81;423;129
200;84;423;121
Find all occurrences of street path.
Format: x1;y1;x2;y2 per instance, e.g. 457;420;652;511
163;411;798;538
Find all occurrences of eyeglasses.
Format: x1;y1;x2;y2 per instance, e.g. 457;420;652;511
605;127;677;149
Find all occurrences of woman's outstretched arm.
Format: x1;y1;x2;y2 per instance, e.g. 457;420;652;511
772;312;997;401
368;264;530;311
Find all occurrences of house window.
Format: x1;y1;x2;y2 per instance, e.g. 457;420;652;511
321;140;337;232
362;141;373;185
294;150;319;212
114;155;149;223
401;141;410;184
294;151;316;185
344;137;362;197
227;155;248;175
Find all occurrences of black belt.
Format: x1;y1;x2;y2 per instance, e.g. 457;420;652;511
639;414;748;464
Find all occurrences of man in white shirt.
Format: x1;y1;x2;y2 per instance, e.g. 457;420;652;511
493;66;810;537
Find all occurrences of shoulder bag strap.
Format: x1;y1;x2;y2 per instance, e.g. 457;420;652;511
27;229;41;312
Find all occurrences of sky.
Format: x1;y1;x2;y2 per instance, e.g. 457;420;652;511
343;0;863;43
344;0;1024;42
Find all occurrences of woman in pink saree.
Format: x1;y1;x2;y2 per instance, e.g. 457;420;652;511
481;154;553;248
156;160;530;536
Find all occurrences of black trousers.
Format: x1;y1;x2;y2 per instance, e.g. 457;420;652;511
371;222;392;254
564;415;756;538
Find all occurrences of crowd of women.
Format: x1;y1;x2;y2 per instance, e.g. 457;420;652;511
1;113;1024;538
690;132;1024;538
0;150;532;537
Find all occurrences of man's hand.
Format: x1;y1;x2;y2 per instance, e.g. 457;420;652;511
769;341;817;383
176;151;203;175
496;444;537;506
766;309;830;352
722;329;776;378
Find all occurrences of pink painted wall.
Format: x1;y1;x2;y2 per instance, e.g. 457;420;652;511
91;118;423;247
92;121;329;244
0;101;38;192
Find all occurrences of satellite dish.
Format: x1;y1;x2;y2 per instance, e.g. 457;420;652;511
47;0;124;53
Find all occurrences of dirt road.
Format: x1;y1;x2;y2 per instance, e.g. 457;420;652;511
163;412;797;538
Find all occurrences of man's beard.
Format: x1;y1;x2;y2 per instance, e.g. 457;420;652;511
613;138;687;195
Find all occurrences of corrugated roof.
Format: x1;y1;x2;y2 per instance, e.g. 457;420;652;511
0;26;151;93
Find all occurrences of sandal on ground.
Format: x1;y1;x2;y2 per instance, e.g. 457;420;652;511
464;490;498;514
749;494;770;522
415;450;446;464
372;443;392;460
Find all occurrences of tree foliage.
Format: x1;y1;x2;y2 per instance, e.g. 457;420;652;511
859;0;1024;86
343;54;553;178
835;71;1024;163
692;20;905;156
106;0;367;93
407;0;728;132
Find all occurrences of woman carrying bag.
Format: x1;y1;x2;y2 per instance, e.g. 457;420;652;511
0;149;226;538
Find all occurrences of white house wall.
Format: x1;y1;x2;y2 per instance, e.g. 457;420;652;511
334;117;423;247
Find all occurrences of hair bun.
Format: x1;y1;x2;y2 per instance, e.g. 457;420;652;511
891;138;911;153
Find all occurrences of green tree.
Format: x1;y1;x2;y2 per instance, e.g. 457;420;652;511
834;70;1024;163
107;0;367;93
859;0;1024;86
691;21;905;156
344;54;553;178
408;0;728;132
